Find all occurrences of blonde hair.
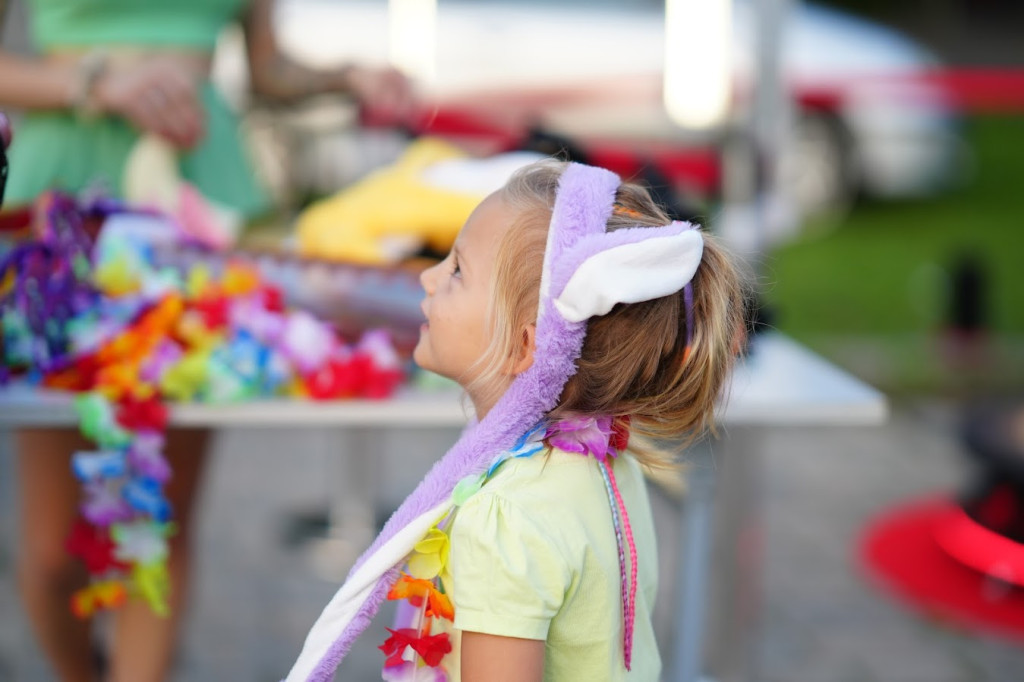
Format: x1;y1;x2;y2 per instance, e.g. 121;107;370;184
475;159;748;467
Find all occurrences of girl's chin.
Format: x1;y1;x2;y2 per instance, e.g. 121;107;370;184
411;341;430;371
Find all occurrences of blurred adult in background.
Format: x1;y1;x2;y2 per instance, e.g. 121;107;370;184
0;1;413;680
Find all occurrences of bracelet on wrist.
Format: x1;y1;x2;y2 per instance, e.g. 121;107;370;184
70;50;109;120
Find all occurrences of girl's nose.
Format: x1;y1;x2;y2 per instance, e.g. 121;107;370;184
420;262;438;294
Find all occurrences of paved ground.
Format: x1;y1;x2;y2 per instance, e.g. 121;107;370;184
2;400;1023;681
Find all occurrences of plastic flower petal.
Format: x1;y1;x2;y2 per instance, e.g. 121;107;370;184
387;574;431;604
66;518;130;574
261;347;293;394
222;262;260;296
93;253;140;296
71;580;127;619
303;358;353;400
382;660;448;681
192;294;230;330
122;478;172;522
67;315;124;358
219;330;266;382
94;362;144;401
175;310;224;349
95;325;150;365
379;627;418;667
204;355;253;402
361;363;404;399
185;264;213;299
132;561;170;617
81;480;135;527
135;294;184;337
111;520;173;564
127;431;170;482
453;473;484;506
229;299;285;345
139;266;182;300
357;329;401;370
71;449;127;481
487;421;546;475
280;310;335;374
75;393;132;448
261;285;285;312
379;628;452;668
139;338;183;384
387;574;454;621
115;395;168;431
160;350;209;402
424;589;454;622
380;661;412;682
407;528;450;581
610;416;631;452
410;631;452;667
546;415;615;460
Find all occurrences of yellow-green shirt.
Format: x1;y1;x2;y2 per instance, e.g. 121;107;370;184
447;448;661;681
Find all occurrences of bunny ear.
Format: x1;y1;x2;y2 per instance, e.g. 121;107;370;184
553;225;703;323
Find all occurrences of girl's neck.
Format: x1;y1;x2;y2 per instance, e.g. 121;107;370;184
467;377;513;421
470;395;497;421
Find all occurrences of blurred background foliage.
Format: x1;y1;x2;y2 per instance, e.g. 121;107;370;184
768;114;1023;335
759;2;1024;397
765;115;1024;395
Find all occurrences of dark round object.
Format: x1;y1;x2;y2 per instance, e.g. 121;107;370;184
960;401;1024;543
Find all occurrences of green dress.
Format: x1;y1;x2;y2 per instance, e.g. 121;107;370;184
5;0;269;218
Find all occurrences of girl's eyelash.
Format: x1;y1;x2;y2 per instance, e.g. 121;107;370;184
451;255;461;277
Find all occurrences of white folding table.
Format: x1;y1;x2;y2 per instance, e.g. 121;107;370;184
0;332;886;682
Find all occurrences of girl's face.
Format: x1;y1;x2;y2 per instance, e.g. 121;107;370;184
415;192;519;413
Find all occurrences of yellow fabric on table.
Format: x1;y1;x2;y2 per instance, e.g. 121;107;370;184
295;137;484;265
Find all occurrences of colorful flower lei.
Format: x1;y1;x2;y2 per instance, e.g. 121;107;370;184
380;414;634;678
0;193;408;618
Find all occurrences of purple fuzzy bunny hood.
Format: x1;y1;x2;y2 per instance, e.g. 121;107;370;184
284;162;704;681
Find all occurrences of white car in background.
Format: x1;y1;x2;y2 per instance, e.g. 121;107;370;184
253;0;961;219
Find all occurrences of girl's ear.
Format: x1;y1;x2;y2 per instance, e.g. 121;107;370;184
510;324;537;375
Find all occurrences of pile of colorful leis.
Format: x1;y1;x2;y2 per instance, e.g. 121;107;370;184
0;193;407;618
379;415;632;680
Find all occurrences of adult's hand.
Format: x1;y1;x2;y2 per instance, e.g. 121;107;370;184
344;64;416;126
93;57;205;149
243;0;416;121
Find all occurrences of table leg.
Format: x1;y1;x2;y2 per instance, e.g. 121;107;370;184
670;446;717;682
669;428;765;682
306;427;379;579
704;428;765;682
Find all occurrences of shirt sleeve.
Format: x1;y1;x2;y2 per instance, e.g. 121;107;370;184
449;490;571;640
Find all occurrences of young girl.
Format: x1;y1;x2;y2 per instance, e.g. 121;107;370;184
286;160;745;681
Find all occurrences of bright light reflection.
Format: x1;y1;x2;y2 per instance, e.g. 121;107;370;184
663;0;732;129
388;0;436;83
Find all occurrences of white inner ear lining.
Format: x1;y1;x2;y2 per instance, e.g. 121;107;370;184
554;231;704;323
